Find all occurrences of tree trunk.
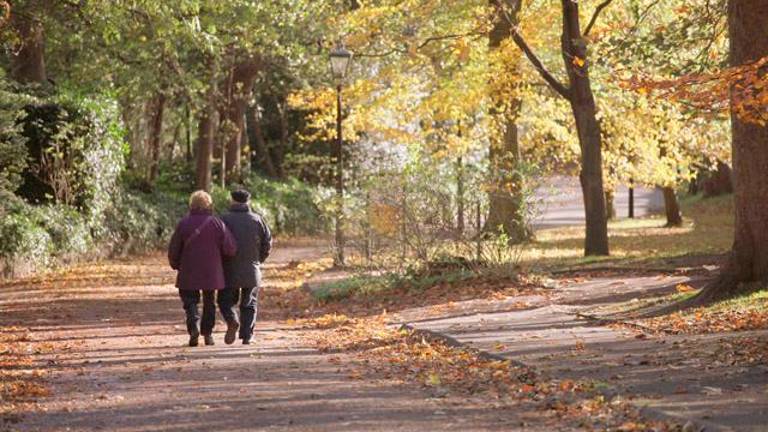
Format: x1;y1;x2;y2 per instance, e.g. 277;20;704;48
247;105;279;177
697;0;768;302
195;79;218;191
605;189;616;220
485;0;529;243
223;59;259;183
561;0;609;256
10;3;47;84
662;186;683;227
147;92;166;184
273;99;289;178
703;161;734;197
456;155;465;237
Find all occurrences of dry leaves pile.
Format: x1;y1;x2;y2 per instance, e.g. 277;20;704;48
0;327;49;427
637;293;768;335
305;314;679;432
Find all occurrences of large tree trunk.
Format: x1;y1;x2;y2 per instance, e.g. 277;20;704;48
9;3;47;84
697;0;768;302
147;92;166;184
485;0;529;243
223;58;259;183
561;0;609;256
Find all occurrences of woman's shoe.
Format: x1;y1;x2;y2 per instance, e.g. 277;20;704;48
204;335;215;346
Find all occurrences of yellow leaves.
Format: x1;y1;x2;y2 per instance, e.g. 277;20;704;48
675;283;696;293
572;56;586;68
369;203;399;237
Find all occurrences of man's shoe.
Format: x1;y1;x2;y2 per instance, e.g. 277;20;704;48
189;328;200;347
242;337;252;345
204;335;215;346
225;321;240;345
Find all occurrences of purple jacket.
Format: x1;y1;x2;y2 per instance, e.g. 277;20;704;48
168;209;237;291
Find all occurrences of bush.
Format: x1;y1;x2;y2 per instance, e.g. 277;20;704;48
0;210;53;278
101;188;187;254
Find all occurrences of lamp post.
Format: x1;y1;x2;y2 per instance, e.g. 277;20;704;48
329;43;353;267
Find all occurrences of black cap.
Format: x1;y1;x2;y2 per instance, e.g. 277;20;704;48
231;190;251;203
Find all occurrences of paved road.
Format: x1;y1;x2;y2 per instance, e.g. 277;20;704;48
408;274;768;432
534;177;664;229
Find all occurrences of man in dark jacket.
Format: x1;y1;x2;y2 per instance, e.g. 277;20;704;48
219;190;272;345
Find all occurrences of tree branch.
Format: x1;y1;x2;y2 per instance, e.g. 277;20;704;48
492;1;571;99
584;0;615;37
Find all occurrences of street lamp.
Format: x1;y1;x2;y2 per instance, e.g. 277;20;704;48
329;43;353;267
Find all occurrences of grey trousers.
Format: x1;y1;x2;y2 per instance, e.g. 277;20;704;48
218;286;259;339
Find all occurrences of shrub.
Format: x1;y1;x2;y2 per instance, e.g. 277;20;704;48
0;210;53;278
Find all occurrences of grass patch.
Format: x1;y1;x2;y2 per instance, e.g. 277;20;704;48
311;268;476;303
522;194;733;270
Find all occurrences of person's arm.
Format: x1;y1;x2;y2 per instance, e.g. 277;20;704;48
220;219;238;258
168;223;183;270
257;217;272;263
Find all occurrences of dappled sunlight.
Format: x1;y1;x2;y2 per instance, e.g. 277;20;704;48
521;195;732;269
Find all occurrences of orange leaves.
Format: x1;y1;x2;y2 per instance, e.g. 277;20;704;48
675;283;697;293
625;55;768;125
572;56;586;68
0;327;50;421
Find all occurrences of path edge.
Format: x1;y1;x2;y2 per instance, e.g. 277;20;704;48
399;323;732;432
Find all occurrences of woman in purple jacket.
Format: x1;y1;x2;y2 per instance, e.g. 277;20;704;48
168;191;237;347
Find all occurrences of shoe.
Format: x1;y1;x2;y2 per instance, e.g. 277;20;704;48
189;328;200;347
204;335;215;346
242;337;252;345
225;321;240;345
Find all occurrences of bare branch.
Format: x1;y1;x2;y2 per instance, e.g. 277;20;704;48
584;0;615;37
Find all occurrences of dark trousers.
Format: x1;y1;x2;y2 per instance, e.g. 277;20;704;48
218;286;259;339
178;290;216;336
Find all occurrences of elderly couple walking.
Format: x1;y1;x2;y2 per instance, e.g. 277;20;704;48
168;189;272;347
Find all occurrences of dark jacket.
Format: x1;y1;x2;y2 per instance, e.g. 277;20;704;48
221;203;272;288
168;209;237;291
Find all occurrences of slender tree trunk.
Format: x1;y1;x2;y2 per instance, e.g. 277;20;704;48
697;0;768;302
224;59;259;183
247;105;279;177
662;186;683;227
273;99;289;178
561;0;609;256
195;76;218;191
241;113;251;174
147;92;166;184
456;155;465;237
10;3;46;84
485;0;529;242
185;104;193;162
605;189;616;220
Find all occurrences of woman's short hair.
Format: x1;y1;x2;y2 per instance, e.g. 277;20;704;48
189;190;213;211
